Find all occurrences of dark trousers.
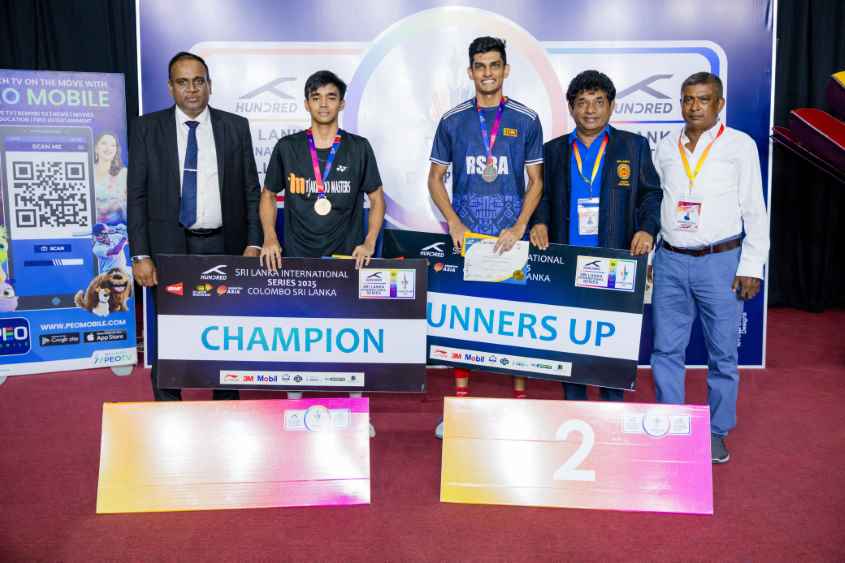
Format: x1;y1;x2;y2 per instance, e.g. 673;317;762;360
562;382;625;402
150;230;239;401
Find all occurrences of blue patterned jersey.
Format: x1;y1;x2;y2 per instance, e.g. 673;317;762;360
430;98;543;235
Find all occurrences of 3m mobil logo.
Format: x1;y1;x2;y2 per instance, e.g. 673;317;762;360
0;317;31;355
166;282;184;296
219;371;280;385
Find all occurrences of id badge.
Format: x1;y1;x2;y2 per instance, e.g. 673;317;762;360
577;197;600;236
675;200;702;231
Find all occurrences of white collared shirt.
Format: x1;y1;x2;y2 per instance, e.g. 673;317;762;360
174;106;222;229
654;121;770;279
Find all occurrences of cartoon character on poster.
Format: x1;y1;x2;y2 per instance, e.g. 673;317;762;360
0;280;18;312
74;267;132;317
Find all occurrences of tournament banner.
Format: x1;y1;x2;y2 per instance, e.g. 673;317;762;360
383;229;646;391
155;254;427;392
97;397;371;513
139;0;774;368
0;70;136;377
441;397;713;514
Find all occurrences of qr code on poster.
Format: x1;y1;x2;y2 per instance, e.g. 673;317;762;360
9;157;91;230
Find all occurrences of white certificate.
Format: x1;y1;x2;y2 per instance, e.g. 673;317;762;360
463;238;529;283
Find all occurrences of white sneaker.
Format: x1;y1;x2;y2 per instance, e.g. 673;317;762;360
435;419;444;439
368;423;376;438
287;392;303;400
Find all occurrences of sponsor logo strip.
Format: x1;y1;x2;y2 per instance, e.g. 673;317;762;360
429;345;572;378
220;370;364;387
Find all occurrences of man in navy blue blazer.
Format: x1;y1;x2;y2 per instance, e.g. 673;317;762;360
530;70;662;402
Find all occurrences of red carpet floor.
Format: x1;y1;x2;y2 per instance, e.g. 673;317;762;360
1;308;844;562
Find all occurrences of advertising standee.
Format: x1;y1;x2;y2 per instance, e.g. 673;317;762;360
0;69;136;378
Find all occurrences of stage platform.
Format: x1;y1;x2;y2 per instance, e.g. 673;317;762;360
1;308;843;562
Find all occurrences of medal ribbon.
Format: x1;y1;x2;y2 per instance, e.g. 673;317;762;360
572;133;609;190
306;128;342;198
678;123;725;190
476;96;507;166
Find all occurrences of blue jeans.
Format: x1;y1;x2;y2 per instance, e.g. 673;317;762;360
650;245;742;436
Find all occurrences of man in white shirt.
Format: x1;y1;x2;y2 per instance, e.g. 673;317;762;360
128;52;262;400
651;72;769;464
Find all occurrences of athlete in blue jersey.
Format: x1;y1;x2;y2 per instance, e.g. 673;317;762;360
428;37;544;438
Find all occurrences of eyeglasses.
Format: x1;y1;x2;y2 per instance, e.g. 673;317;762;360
171;77;208;90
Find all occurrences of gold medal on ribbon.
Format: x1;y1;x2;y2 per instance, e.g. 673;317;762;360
314;197;332;216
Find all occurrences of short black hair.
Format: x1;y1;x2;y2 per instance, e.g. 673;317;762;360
304;70;347;100
566;70;616;106
468;36;507;67
681;72;723;99
168;52;210;81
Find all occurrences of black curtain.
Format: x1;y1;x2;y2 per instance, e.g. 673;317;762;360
0;0;843;310
0;0;139;132
769;0;845;310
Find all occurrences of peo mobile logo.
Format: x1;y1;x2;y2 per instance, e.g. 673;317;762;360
93;349;135;366
0;317;31;355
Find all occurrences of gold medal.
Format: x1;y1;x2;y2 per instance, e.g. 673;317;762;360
314;197;332;216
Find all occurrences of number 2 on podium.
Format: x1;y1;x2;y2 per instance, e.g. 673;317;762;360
553;420;596;482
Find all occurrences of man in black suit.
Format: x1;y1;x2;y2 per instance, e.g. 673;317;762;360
127;51;261;401
530;70;662;402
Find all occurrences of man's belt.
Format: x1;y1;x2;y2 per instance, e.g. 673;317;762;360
662;237;741;257
185;227;223;237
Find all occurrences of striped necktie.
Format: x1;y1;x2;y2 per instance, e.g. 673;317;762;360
179;120;200;228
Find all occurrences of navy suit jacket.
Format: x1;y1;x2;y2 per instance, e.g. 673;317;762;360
127;106;261;258
532;126;662;249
